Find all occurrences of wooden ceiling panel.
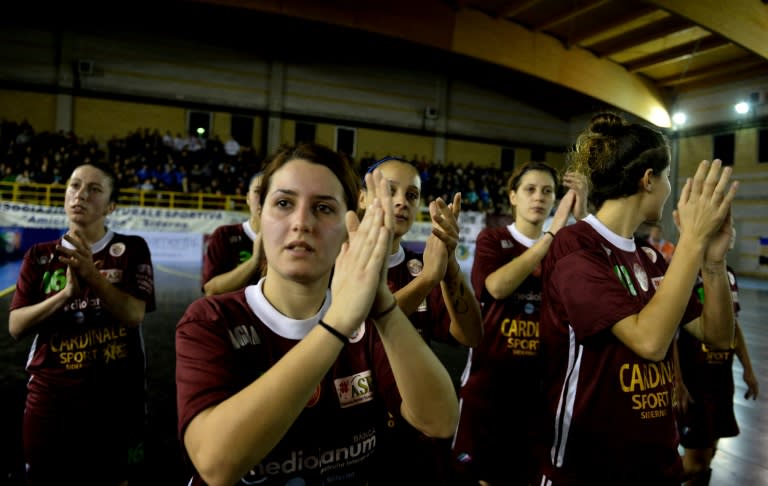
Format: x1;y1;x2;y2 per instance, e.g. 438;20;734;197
181;0;768;125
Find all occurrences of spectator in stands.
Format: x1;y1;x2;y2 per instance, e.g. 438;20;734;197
201;171;265;296
358;156;483;486
175;142;458;486
648;222;676;263
224;134;240;159
451;162;588;486
535;112;738;485
9;161;156;485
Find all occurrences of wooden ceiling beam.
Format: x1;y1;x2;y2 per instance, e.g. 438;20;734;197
532;0;611;32
645;0;768;60
452;8;670;125
656;57;764;87
589;16;694;57
567;5;658;45
497;0;543;19
625;35;731;72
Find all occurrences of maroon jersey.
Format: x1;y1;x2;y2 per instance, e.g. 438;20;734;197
677;266;741;447
201;221;260;291
176;280;401;486
11;229;156;483
452;224;545;485
538;215;701;485
385;245;451;344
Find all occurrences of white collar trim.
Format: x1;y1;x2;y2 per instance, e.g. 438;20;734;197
61;228;114;253
244;278;332;340
583;214;636;252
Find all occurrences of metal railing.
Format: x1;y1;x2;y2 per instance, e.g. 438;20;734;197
0;181;246;211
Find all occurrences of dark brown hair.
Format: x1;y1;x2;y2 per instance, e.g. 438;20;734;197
259;142;360;212
506;161;560;194
569;112;670;210
71;161;119;204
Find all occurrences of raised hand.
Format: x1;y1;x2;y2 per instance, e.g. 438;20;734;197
562;170;589;219
674;160;738;255
548;189;576;234
429;193;461;257
421;234;449;284
57;231;98;283
63;265;82;300
328;169;393;333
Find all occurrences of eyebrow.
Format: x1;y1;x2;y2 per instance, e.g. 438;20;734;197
272;188;340;203
69;178;104;188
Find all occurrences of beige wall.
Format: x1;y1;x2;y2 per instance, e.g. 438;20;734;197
356;128;433;162
0;89;56;133
676;131;768;278
74;98;186;146
445;139;500;168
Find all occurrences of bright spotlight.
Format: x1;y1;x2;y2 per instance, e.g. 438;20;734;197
735;102;750;114
196;127;206;136
672;112;687;125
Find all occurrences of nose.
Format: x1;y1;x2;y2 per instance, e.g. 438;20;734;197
74;186;90;200
392;189;407;207
291;202;315;232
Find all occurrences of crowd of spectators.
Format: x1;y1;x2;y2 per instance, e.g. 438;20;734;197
1;118;516;214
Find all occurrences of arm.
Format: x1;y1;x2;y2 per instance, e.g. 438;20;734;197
391;235;443;316
203;232;262;296
485;190;576;300
612;160;738;360
734;322;759;399
9;265;76;339
57;231;146;327
431;193;482;347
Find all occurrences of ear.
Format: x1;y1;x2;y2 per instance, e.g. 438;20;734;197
105;202;117;216
640;168;655;192
358;188;367;208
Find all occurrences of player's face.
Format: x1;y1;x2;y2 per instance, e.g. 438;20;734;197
510;170;556;225
260;159;348;283
64;165;115;227
362;161;420;238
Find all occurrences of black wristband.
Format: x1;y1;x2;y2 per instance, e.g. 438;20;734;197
372;299;398;320
545;231;556;239
318;320;347;344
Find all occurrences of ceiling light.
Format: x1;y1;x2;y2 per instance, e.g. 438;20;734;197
734;102;750;114
672;112;687;125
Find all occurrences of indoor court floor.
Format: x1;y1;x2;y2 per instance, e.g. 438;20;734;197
1;261;767;485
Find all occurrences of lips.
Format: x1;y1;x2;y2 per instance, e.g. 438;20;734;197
286;240;314;252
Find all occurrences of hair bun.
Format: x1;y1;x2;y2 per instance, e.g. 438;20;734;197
590;112;624;136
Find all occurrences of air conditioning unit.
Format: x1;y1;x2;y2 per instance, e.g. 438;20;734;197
424;106;438;120
77;59;94;76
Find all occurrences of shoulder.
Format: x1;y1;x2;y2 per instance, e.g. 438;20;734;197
109;232;152;253
476;225;511;247
478;225;508;238
180;291;248;326
545;222;605;271
211;223;243;239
